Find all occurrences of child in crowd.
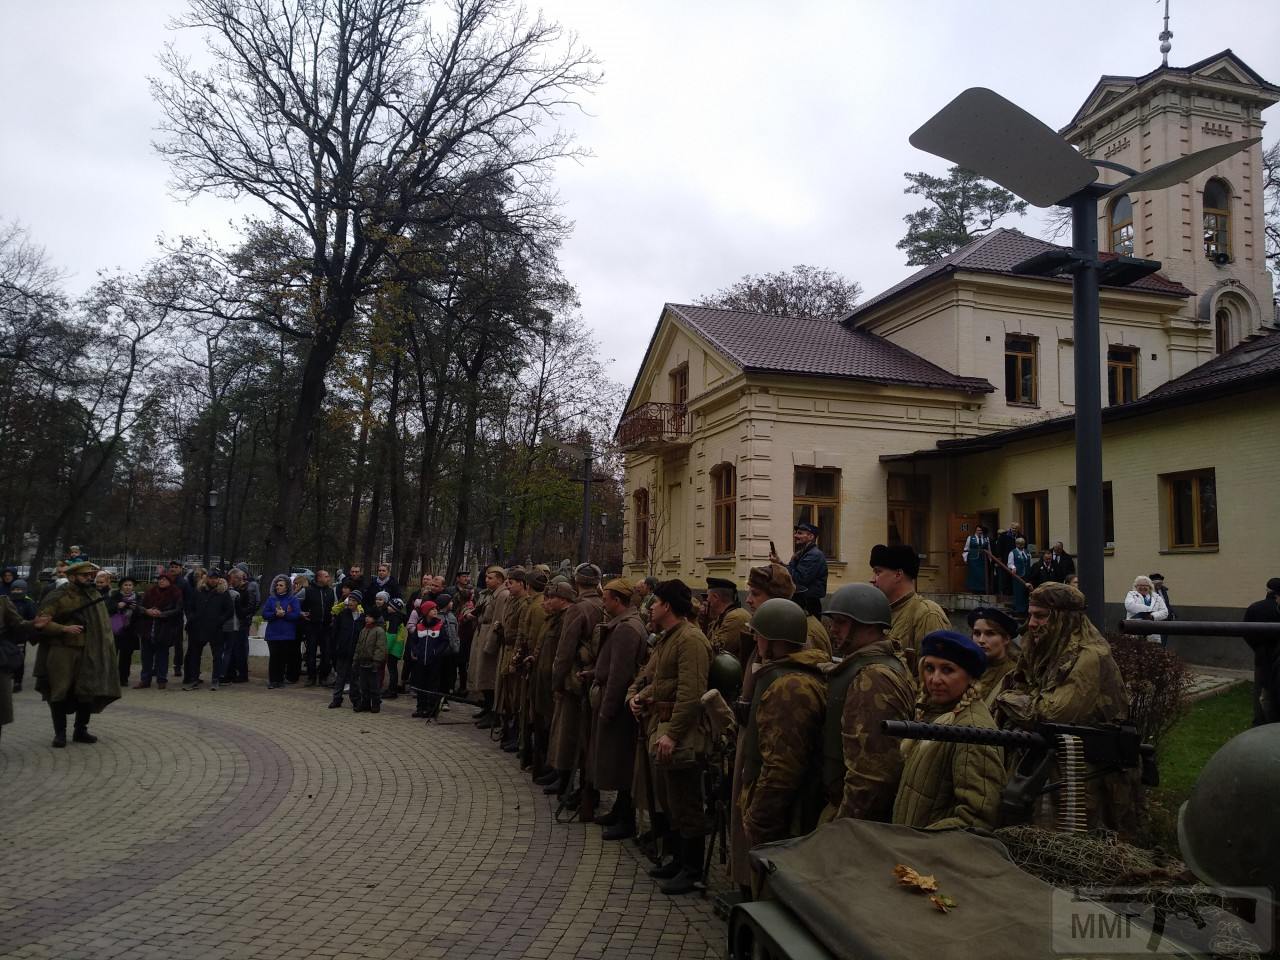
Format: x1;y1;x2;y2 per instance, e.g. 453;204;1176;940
381;597;406;699
328;590;365;709
409;601;448;719
352;610;387;714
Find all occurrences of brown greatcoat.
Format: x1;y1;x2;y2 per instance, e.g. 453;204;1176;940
530;606;563;724
590;608;647;791
548;585;604;771
495;591;530;715
469;586;506;693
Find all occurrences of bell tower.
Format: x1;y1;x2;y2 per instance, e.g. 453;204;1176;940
1062;50;1279;360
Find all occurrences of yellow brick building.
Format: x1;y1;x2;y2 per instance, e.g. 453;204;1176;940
616;51;1278;662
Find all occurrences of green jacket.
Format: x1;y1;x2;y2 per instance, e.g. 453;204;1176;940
353;625;387;665
892;694;1004;831
35;579;121;711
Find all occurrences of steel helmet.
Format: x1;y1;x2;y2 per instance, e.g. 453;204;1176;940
708;651;744;702
825;583;891;627
1177;724;1280;892
750;598;808;646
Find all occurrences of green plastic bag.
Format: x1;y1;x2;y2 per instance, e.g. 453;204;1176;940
387;624;406;659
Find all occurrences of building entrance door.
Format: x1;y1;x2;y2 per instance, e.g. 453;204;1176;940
948;513;979;592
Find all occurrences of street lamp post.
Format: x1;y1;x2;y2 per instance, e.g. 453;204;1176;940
203;487;219;571
909;87;1257;627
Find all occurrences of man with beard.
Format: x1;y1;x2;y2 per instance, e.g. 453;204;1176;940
993;581;1133;831
35;561;121;747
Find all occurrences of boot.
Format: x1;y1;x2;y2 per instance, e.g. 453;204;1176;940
50;704;68;748
601;794;635;841
542;771;569;796
594;807;620;827
534;768;562;787
659;835;705;895
647;837;683;880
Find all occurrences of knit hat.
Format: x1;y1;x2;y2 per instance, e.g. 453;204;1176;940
653;579;694;618
869;543;919;580
348;590;363;603
747;562;795;600
11;579;27;592
419;601;437;615
966;606;1020;638
603;577;633;600
574;563;602;587
546;581;577;602
375;590;391;602
920;629;987;679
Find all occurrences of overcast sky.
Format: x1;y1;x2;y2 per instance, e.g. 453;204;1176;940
3;1;1278;390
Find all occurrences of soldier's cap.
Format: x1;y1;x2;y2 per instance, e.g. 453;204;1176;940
546;581;577;602
794;521;819;535
747;562;795;600
527;570;548;592
653;578;694;617
869;543;919;580
573;562;602;586
603;577;633;599
1029;581;1087;612
66;561;100;576
507;568;528;584
705;577;737;593
532;563;553;577
920;629;987;679
485;565;506;579
966;606;1020;638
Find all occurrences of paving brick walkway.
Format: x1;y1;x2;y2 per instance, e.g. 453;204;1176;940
0;676;728;960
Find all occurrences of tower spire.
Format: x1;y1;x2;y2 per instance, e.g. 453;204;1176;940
1159;0;1173;67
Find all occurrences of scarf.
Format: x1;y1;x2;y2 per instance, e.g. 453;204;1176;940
143;580;181;609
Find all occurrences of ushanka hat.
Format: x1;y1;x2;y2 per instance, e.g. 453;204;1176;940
920;629;987;679
546;581;577;602
869;543;920;580
747;563;794;600
574;563;602;586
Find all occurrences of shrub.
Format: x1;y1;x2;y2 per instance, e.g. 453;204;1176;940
1107;632;1191;747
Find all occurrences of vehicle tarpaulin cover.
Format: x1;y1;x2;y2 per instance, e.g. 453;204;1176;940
750;819;1064;960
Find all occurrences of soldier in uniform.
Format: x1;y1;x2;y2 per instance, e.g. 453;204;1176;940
745;562;830;656
993;581;1134;831
590;578;648;840
869;543;949;664
35;560;121;748
515;568;548;767
545;564;604;798
819;583;915;823
495;567;529;751
967;606;1021;710
532;580;575;784
1;595;49;743
628;578;711;895
735;598;828;892
469;565;506;726
705;577;750;662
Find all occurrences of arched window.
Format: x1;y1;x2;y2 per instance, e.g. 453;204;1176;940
1109;195;1134;256
710;463;736;556
1215;308;1232;355
1203;178;1231;262
634;489;650;561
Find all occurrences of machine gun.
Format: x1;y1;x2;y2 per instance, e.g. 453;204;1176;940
881;719;1157;829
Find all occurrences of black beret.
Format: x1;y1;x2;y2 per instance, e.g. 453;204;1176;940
920;630;987;679
653;578;693;616
966;606;1020;638
869;543;920;580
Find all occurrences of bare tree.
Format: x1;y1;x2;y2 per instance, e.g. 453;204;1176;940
151;0;600;575
1263;141;1280;276
696;264;862;321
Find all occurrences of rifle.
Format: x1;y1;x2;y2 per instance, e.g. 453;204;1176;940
881;719;1157;825
982;548;1032;590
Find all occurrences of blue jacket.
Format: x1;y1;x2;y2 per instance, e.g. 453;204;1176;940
261;585;301;642
788;543;829;600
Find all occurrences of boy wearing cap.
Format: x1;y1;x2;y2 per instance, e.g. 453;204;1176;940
328;591;365;709
892;630;1003;831
869;544;949;662
351;611;387;713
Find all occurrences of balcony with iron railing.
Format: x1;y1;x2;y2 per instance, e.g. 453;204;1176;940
615;402;691;453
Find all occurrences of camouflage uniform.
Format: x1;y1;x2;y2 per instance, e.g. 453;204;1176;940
893;691;1004;831
738;646;829;849
994;582;1134;831
819;638;915;823
887;591;950;663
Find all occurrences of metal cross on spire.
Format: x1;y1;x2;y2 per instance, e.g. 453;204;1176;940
1159;0;1174;67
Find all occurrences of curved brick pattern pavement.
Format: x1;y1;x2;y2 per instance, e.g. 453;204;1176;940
0;678;727;960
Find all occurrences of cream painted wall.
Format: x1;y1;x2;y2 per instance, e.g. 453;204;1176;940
946;386;1278;611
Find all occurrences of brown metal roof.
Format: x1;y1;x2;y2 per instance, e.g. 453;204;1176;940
842;228;1193;325
665;303;993;394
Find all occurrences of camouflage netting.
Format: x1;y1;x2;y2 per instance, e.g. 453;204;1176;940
994;826;1264;960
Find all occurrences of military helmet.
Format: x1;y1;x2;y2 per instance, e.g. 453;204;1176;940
708;651;744;702
1178;724;1280;892
750;597;807;646
824;583;891;627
